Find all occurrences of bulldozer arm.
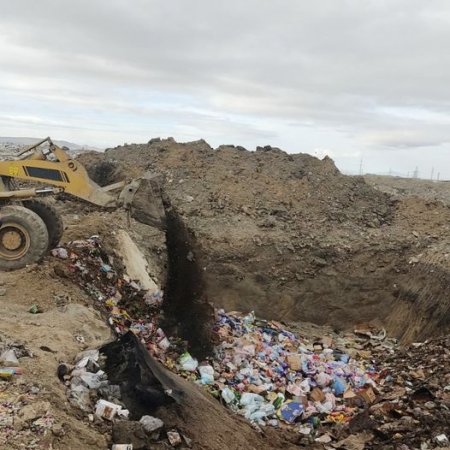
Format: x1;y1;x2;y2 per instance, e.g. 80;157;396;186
0;137;166;220
0;147;124;207
0;137;157;211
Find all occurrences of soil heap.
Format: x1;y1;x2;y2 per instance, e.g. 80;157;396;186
78;138;450;343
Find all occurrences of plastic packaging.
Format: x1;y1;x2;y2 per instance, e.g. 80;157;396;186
140;415;164;433
221;387;236;404
198;365;214;384
279;401;304;423
179;352;198;372
0;350;19;367
95;399;122;420
0;367;22;376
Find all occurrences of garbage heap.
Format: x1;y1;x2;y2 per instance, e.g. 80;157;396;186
175;311;382;441
59;347;188;449
53;238;190;449
60;348;130;419
51;237;164;327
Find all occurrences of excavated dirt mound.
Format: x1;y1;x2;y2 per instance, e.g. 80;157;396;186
78;139;450;342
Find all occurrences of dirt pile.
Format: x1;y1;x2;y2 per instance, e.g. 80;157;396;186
78;138;450;342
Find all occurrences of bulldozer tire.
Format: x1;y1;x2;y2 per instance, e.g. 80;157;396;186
23;200;64;249
0;205;49;271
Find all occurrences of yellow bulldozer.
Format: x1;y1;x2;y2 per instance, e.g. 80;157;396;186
0;137;156;271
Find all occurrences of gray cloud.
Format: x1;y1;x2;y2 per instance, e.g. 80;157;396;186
1;1;450;176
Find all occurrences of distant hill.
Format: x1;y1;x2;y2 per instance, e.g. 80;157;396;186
0;137;101;152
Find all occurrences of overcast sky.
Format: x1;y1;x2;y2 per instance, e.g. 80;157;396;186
1;1;450;178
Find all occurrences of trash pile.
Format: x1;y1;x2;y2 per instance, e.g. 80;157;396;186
174;311;385;441
53;237;374;442
59;348;127;418
51;237;164;325
59;348;187;449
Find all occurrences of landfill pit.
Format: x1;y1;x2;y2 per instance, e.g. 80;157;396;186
46;234;450;450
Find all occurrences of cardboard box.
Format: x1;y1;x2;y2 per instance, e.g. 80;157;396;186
310;387;326;403
357;386;376;404
286;354;301;371
248;384;267;395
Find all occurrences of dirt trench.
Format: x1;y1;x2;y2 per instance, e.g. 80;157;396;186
161;205;214;358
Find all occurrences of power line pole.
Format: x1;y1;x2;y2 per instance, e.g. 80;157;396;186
359;158;363;176
431;167;434;180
